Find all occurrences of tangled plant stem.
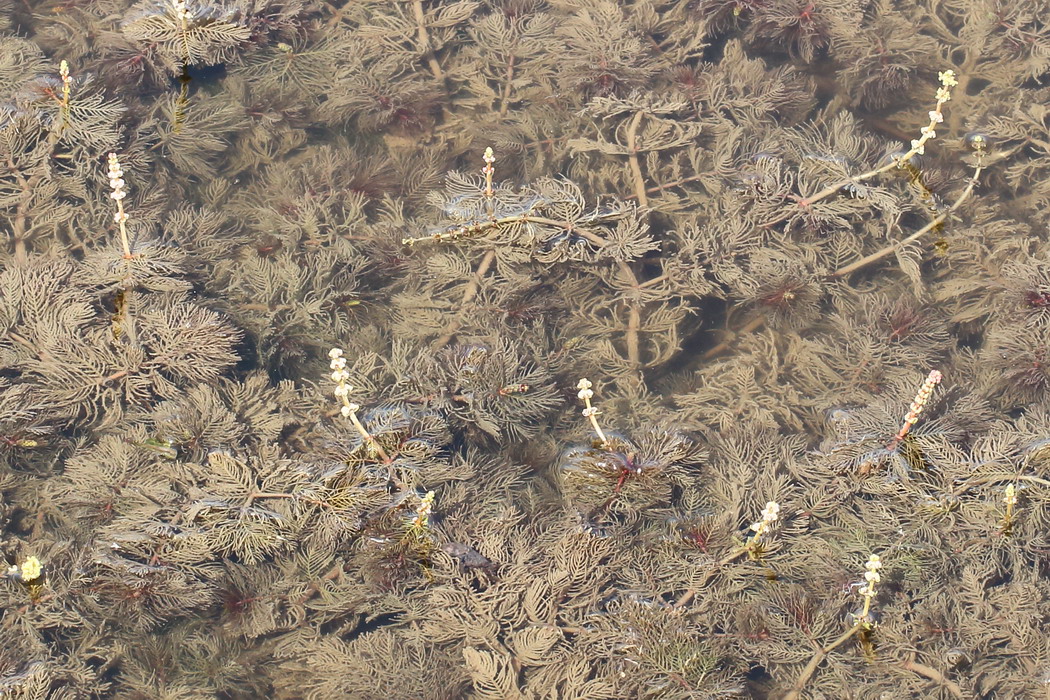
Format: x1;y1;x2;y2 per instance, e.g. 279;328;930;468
832;148;984;278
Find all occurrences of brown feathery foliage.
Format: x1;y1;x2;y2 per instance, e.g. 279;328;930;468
3;0;1050;698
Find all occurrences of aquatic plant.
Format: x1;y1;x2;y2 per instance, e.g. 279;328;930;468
3;0;1050;697
121;0;252;73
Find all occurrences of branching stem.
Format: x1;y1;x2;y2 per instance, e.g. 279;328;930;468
626;110;648;208
833;158;983;278
901;655;964;699
782;626;861;700
434;247;496;347
411;0;444;80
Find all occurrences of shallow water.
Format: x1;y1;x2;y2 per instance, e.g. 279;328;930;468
0;0;1046;698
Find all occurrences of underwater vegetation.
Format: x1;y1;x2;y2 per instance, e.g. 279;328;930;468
2;0;1050;697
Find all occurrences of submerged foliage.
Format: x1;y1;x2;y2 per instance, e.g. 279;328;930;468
1;0;1050;697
